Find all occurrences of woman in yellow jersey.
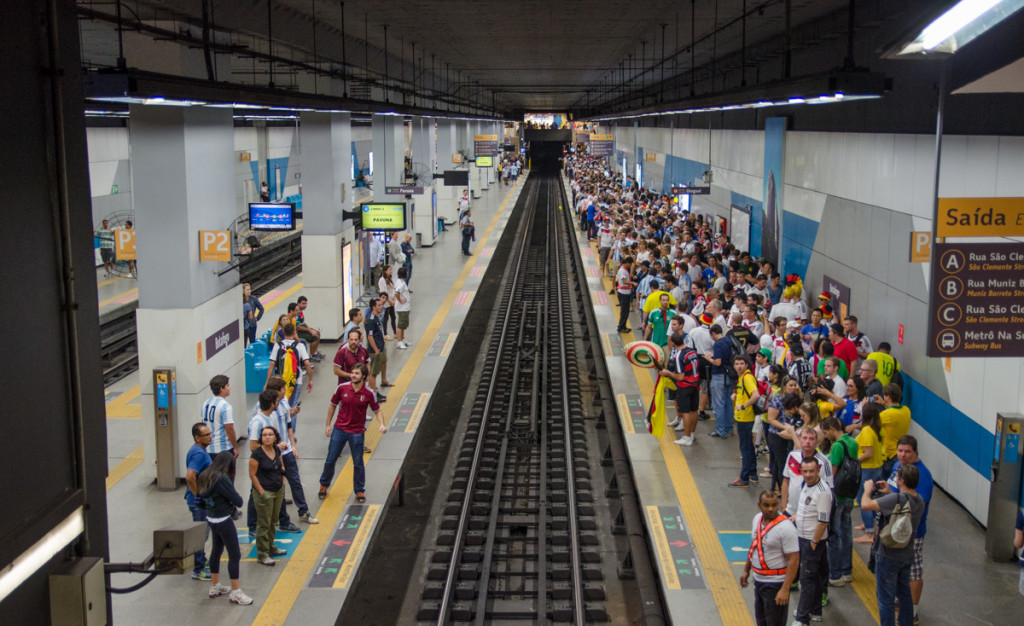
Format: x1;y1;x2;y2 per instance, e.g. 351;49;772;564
729;354;761;487
854;402;886;543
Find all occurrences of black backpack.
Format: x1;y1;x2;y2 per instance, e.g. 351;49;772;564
725;335;744;380
833;439;861;499
890;358;905;391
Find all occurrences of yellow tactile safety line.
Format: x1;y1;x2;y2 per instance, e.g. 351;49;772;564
252;177;524;625
106;447;143;490
598;245;753;625
97;287;138;309
106;385;141;419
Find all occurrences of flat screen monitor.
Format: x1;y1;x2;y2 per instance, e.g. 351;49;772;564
360;202;407;231
475;155;493;167
249;203;296;231
443;170;469;186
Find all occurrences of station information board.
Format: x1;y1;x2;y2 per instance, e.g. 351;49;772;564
360;202;407;231
928;242;1024;357
473;134;499;157
590;134;614;156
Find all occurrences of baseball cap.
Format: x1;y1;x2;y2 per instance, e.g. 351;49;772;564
758;348;772;359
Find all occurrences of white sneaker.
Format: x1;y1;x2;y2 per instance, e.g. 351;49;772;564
674;435;694;446
209;583;231;598
667;418;681;427
673;421;687;431
842;574;854;583
229;589;253;605
397;341;408;350
299;513;319;524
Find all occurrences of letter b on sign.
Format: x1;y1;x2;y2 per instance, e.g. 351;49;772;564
199;230;231;262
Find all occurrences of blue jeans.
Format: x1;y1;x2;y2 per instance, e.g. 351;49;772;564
189;507;209;571
320;429;366;493
737;421;756;481
859;467;883;531
282;452;309;516
828;499;854;579
710;374;734;436
875;552;914;626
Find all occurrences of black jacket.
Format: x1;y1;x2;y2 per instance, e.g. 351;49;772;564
201;475;243;518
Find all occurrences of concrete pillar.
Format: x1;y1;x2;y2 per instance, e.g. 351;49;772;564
411;116;438;246
436;119;458;222
372;114;405;197
299;111;355;340
130;104;244;479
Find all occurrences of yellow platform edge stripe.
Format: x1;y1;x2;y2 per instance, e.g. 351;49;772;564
600;248;752;625
106;447;143;491
253;177;523;625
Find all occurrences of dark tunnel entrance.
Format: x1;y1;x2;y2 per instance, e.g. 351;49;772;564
528;142;567;173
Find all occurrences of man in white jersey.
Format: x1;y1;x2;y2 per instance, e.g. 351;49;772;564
201;375;238;481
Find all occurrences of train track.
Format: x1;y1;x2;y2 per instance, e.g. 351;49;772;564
416;175;609;624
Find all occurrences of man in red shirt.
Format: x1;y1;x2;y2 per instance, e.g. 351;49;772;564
829;323;858;374
333;329;369;386
318;364;385;502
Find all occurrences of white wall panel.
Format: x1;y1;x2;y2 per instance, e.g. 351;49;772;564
891;134;917;214
996;136;1024;195
964;135;1000;195
871;134;895;209
937;135;968;197
911;135;936;219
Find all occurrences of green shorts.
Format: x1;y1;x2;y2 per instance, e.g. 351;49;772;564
297;329;316;343
369;349;387;375
397;311;410;330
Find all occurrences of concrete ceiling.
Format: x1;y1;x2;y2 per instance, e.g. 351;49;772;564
77;0;955;117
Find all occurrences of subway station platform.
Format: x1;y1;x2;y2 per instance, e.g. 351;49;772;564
104;176;525;624
102;171;1021;625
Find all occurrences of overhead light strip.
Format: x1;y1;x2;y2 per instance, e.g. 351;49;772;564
0;507;85;603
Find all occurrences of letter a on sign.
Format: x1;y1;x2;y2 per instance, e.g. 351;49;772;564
943;253;960;271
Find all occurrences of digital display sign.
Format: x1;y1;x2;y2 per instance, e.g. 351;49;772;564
360;202;407;231
475;156;493;167
249;202;296;231
342;243;353;317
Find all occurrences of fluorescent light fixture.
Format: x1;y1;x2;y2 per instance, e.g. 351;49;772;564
591;93;881;122
143;97;206;106
788;96;806;104
895;0;1024;55
922;0;1002;49
0;507;84;603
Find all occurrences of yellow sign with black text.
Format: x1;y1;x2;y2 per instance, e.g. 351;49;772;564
590;133;613;141
936;197;1024;237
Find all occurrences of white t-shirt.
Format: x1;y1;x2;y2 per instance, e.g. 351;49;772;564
394;278;411;312
794;480;833;540
201;396;234;454
783;450;833;517
749;513;800;584
769;301;799;325
269;339;310;384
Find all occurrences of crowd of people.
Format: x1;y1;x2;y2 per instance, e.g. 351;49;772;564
566;151;934;626
182;272;418;606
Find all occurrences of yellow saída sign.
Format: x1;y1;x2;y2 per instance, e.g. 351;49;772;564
937;197;1024;237
360;203;406;231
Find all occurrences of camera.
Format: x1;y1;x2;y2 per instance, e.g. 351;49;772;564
874;481;888;492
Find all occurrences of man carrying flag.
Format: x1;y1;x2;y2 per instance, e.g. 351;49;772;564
661;332;702;445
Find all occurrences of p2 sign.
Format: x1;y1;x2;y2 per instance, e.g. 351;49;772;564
115;228;136;261
199;230;231;262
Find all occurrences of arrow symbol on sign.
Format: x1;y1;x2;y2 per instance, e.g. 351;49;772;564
333;539;351;546
670;540;688;547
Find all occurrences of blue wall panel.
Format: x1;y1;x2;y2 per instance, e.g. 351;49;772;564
780;211;819;279
904;373;992;478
